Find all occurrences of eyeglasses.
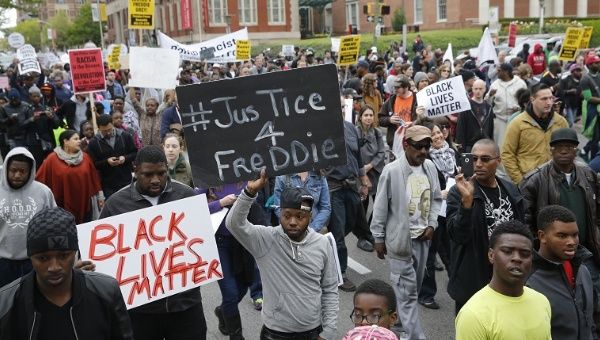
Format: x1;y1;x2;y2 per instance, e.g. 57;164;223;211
349;311;391;325
551;145;578;152
473;155;499;163
408;140;431;151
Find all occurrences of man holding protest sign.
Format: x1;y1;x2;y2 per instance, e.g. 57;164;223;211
99;145;207;340
0;207;134;340
226;171;339;340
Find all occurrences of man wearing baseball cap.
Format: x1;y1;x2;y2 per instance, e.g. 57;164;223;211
370;125;442;339
227;180;339;340
520;128;600;286
0;207;133;339
557;63;584;127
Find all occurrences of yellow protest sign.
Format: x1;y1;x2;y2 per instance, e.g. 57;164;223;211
100;3;108;22
580;26;594;49
559;27;584;61
128;0;155;29
107;45;122;70
338;35;361;66
236;40;251;60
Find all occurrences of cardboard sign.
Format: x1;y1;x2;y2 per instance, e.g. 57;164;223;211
128;47;180;89
129;0;155;29
7;32;24;49
508;23;517;48
282;45;295;57
580;26;594;49
158;28;248;63
559;27;584;61
176;64;347;187
78;195;222;309
235;40;251;60
338;35;361;66
416;76;471;118
69;48;106;94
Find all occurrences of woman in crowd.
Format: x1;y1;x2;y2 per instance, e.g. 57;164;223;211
437;64;452;80
356;105;386;223
361;73;383;118
163;133;193;187
36;129;103;223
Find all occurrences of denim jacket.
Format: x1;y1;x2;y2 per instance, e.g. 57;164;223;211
273;172;331;232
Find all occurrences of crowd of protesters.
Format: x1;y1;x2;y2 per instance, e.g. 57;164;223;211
1;33;600;340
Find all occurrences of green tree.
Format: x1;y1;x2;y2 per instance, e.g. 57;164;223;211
5;19;42;49
48;11;72;50
392;8;406;32
67;4;100;47
0;0;41;15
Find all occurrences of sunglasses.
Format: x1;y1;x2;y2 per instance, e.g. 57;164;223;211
408;140;431;150
473;155;499;163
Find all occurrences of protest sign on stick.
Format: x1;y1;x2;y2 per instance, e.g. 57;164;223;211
78;195;222;309
128;0;155;29
235;40;251;60
68;48;106;94
416;76;471;118
338;35;361;66
580;26;594;49
128;47;180;89
559;27;584;61
176;64;347;187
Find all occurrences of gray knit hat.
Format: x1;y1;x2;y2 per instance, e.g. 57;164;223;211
413;71;429;85
27;207;79;256
28;85;41;95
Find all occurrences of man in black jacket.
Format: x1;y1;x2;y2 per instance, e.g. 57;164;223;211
446;139;524;314
100;145;207;340
87;114;137;198
0;207;133;340
527;205;598;340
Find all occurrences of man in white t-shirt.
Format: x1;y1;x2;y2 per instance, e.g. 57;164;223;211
371;125;442;339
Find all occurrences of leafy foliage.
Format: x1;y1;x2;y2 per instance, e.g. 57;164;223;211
66;4;101;47
391;8;406;32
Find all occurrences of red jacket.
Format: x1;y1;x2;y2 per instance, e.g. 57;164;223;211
527;44;547;75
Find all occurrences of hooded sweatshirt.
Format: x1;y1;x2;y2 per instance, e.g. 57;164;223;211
0;148;56;260
528;44;547;76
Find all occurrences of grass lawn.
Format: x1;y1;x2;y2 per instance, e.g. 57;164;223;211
252;27;485;58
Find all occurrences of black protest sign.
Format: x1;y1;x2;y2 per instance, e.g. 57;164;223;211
176;64;347;187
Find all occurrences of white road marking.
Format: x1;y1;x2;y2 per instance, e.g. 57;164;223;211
347;257;372;275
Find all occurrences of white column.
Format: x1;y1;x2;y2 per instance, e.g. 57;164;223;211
479;0;490;23
504;0;514;18
530;0;540;17
578;0;588;17
553;0;564;17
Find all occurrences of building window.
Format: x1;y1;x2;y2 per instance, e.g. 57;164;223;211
437;0;447;21
268;0;285;24
238;0;257;25
346;1;359;30
209;0;228;25
414;0;423;23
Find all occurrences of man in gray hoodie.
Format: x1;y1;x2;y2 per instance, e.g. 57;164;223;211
226;171;339;340
0;147;56;287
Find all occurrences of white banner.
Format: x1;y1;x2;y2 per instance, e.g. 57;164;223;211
77;195;222;309
128;47;180;89
416;76;471;118
158;28;248;62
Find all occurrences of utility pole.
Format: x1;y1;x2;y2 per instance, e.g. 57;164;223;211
539;0;545;34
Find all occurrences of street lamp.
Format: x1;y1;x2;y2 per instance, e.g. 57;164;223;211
225;14;232;34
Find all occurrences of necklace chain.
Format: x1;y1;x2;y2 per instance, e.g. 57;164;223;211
480;180;501;206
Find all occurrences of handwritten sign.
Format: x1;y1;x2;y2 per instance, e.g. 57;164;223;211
559;27;584;61
580;26;594;49
416;76;471;118
158;28;248;63
235;40;251;60
77;195;222;309
128;47;180;89
69;48;106;94
338;35;361;66
129;0;155;29
176;64;347;187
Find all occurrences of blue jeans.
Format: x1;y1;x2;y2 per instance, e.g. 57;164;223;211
0;258;32;287
216;234;261;317
565;106;578;127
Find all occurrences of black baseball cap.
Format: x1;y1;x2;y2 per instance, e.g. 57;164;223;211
550;128;579;146
280;187;313;212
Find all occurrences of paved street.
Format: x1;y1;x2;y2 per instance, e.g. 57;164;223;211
201;232;456;340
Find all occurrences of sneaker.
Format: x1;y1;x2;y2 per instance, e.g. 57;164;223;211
340;277;357;292
419;299;440;309
357;238;374;252
253;298;263;311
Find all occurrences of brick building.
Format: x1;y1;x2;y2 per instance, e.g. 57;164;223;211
105;0;300;45
36;0;88;22
330;0;599;35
